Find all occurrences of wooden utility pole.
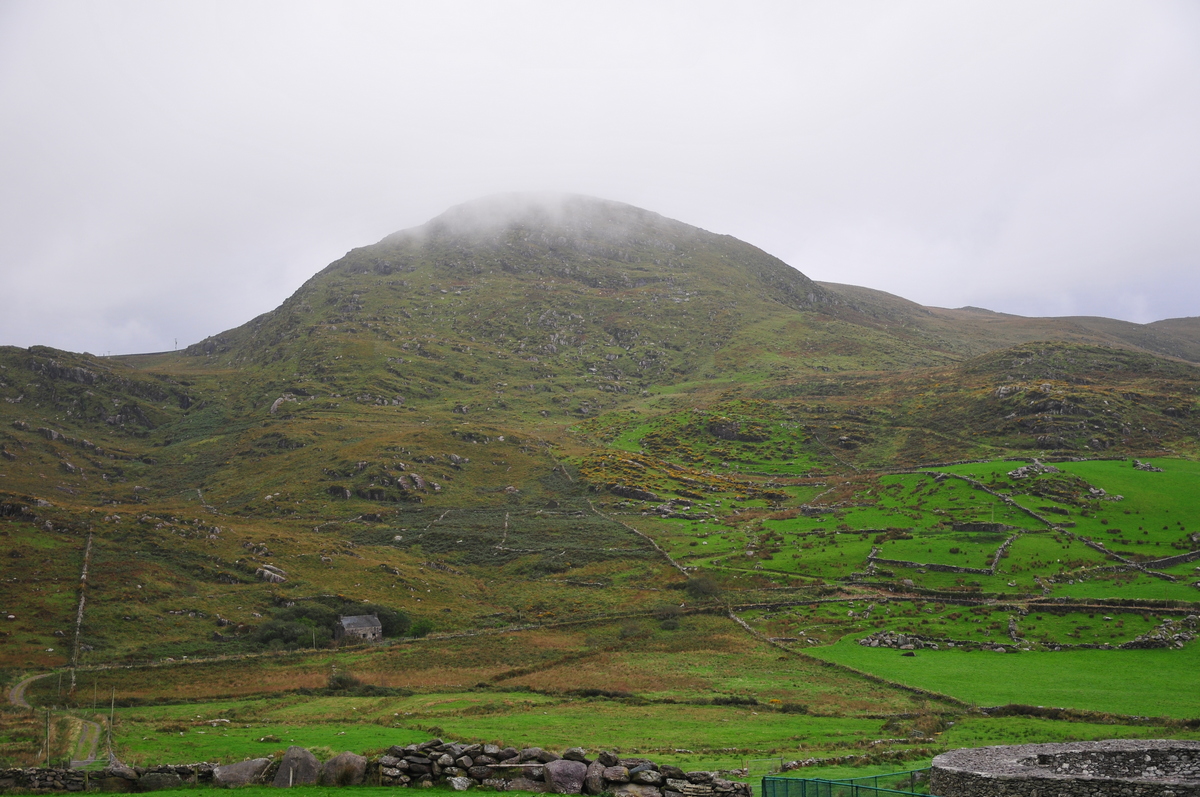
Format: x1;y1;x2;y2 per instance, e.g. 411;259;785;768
107;688;115;762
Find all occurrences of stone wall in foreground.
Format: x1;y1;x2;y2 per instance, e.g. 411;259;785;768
930;740;1200;797
0;738;752;796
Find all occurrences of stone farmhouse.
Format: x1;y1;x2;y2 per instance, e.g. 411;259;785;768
334;614;382;641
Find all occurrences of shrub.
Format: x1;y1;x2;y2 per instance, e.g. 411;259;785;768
328;670;363;691
253;619;332;649
684;576;722;600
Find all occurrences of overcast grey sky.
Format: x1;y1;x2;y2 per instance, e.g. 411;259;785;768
2;1;1198;355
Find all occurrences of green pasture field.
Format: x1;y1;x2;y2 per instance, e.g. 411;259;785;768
1000;533;1108;576
6;453;1198;771
1016;611;1158;645
876;531;1005;569
754;537;878;579
109;691;891;769
929;459;1200;546
748;598;1191;652
809;636;1200;718
114;721;428;767
1049;574;1200;602
416;702;884;758
740;601;1056;647
603;407;826;475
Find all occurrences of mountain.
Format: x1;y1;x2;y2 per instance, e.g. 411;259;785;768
0;193;1197;671
816;282;1200;364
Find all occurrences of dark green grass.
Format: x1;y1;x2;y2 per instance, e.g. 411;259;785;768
809;636;1200;718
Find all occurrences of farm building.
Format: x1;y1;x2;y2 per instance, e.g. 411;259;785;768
335;614;382;641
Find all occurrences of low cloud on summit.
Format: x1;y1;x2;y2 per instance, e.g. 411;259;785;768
1;1;1198;354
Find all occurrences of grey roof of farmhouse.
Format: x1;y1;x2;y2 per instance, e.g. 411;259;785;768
339;614;382;630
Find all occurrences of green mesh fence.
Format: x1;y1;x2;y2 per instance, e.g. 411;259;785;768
761;768;930;797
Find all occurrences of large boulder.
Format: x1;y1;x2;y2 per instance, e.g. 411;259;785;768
448;776;473;791
213;758;272;788
544;759;588;794
584;761;607;795
320;751;368;786
562;747;590;763
273;746;321;787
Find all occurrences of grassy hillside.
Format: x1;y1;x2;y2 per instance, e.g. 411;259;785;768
2;194;1198;770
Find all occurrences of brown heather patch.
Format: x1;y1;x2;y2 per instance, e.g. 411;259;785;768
368;666;504;689
504;653;707;694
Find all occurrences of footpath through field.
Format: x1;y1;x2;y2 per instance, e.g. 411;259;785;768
8;672;104;767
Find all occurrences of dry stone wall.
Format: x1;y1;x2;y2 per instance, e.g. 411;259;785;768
0;739;752;796
931;740;1200;797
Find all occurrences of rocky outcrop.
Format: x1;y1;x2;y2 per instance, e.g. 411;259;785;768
255;564;287;583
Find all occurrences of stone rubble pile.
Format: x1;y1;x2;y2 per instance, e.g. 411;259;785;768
1118;615;1198;650
857;631;941;650
1007;460;1060;479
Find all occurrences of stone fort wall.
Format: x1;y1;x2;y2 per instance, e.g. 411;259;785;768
931;740;1200;797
